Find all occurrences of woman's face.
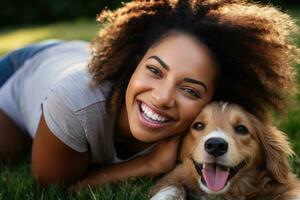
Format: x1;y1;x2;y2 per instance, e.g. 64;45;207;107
125;32;217;142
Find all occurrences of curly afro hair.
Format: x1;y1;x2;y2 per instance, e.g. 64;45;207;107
88;0;299;121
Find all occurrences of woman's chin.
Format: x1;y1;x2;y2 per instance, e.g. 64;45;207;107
132;132;156;143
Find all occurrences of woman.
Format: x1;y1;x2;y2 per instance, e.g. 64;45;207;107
0;0;298;188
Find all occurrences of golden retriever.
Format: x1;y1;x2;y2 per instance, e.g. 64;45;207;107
150;102;300;200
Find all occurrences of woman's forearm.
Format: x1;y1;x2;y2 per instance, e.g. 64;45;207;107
74;155;155;188
72;136;180;190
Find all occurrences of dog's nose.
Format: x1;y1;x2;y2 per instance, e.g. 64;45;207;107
205;137;228;157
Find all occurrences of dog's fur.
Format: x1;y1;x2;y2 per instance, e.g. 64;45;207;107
150;102;300;200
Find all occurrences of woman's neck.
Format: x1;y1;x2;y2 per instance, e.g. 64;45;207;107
115;103;132;141
114;104;153;158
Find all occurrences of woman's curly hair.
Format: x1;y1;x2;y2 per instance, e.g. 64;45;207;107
88;0;299;120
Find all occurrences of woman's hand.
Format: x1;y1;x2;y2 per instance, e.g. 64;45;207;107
146;134;182;176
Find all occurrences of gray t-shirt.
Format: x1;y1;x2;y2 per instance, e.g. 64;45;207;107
0;41;152;164
42;73;119;164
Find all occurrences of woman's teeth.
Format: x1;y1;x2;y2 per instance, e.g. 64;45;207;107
141;102;170;122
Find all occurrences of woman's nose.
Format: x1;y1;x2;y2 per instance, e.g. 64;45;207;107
151;83;175;108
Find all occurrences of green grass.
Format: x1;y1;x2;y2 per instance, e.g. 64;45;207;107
0;158;153;200
0;9;300;199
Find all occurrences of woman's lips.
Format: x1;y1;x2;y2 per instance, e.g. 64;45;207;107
136;100;174;129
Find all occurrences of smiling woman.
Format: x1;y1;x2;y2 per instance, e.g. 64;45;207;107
0;0;298;191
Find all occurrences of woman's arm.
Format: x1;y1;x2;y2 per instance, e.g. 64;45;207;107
73;135;181;189
32;114;181;187
31;114;89;186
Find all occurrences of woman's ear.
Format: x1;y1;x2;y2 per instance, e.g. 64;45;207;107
258;125;294;184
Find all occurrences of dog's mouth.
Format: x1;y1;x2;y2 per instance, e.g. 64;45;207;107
192;158;245;193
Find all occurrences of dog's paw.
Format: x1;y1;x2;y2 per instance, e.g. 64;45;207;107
150;186;186;200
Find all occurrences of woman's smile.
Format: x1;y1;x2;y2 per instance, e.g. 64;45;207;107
136;100;174;129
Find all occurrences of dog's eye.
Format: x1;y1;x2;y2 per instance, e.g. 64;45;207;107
192;122;205;131
234;125;249;135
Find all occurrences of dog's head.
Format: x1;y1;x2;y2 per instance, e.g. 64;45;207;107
180;102;293;195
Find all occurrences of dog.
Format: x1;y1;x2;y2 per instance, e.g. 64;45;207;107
150;102;300;200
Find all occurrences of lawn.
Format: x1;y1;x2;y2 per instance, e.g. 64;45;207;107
0;8;300;200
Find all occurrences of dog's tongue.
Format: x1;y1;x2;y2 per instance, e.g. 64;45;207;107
201;163;230;192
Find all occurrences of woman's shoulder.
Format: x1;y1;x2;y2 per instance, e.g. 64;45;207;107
41;70;114;153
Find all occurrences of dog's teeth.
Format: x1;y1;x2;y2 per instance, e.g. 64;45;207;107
203;164;206;169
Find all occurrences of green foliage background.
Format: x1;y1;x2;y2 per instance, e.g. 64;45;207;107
0;0;130;26
0;0;299;26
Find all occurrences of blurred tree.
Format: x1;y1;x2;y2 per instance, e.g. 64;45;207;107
0;0;298;27
0;0;130;26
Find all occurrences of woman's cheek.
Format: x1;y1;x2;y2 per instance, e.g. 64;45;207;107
178;101;205;129
129;68;151;88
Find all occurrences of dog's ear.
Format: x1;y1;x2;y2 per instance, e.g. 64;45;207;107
258;124;294;183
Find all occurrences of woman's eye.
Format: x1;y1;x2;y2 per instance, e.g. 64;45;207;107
146;65;162;78
234;125;249;135
182;88;200;98
192;122;205;131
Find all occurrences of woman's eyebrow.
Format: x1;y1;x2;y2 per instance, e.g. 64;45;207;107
147;55;169;71
183;78;208;93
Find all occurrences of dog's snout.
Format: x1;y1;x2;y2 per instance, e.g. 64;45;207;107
205;137;228;157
